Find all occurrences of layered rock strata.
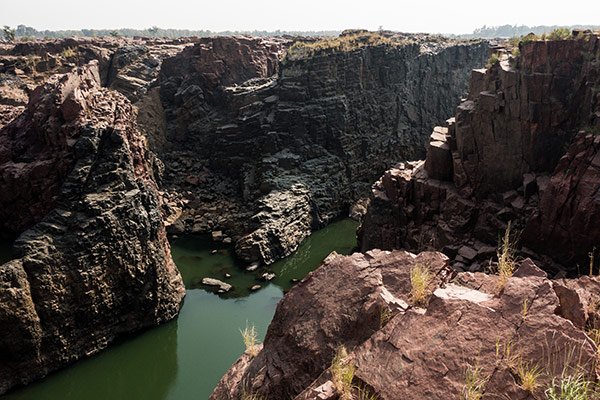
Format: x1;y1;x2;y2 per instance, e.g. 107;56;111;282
159;33;489;264
360;33;600;273
211;249;600;399
0;62;185;394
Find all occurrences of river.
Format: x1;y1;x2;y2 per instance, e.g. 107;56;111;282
2;218;358;399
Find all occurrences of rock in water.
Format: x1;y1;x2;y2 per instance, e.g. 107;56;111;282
0;62;185;394
201;278;233;292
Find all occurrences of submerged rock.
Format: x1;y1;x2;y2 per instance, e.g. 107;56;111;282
0;62;185;394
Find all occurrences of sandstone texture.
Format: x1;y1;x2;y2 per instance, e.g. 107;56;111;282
211;250;600;399
0;62;185;394
158;32;488;264
360;33;600;273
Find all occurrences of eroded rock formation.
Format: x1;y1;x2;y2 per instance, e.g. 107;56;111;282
0;62;185;394
211;250;600;399
360;33;600;273
159;33;489;264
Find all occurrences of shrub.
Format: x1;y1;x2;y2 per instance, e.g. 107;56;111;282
410;263;433;306
2;26;15;42
61;47;77;59
485;53;500;68
548;28;572;41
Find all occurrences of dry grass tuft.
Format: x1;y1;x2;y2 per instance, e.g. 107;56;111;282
240;322;260;358
410;263;433;306
463;364;488;400
496;222;518;291
331;346;355;400
516;361;543;393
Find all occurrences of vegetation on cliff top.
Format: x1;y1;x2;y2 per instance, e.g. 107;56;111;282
285;32;399;60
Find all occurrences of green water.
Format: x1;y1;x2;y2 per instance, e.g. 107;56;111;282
3;218;358;400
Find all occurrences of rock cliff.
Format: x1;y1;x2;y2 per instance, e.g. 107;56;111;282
158;32;489;264
360;32;600;273
0;62;185;394
211;250;600;399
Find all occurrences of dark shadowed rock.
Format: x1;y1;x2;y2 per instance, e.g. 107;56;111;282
360;33;600;273
0;62;185;394
159;34;489;264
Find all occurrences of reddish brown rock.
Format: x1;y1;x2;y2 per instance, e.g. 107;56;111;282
360;33;600;273
212;251;600;400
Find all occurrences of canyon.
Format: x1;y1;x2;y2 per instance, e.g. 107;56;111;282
212;32;600;399
0;27;599;400
0;31;487;394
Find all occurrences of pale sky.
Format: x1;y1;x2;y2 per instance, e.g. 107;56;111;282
1;0;598;34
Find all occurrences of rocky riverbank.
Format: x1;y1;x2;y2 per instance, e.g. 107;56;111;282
0;31;488;393
211;249;600;399
0;62;184;394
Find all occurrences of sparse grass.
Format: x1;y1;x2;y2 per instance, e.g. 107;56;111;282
463;364;488;400
286;32;399;60
522;298;529;321
485;53;500;68
496;222;517;291
379;305;394;328
331;346;355;400
516;361;543;393
545;374;598;400
240;322;260;358
239;388;266;400
355;384;379;400
409;263;433;306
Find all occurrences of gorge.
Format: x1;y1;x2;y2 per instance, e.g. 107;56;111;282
0;24;599;400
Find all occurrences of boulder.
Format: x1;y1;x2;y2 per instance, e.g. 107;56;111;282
211;250;600;400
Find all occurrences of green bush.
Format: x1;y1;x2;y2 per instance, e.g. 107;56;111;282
548;28;571;40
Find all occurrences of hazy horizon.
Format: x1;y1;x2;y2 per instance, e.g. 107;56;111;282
2;0;598;35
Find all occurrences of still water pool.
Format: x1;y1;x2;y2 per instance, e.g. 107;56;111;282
3;219;358;400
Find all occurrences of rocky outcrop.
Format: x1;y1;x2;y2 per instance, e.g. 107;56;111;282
211;250;600;399
360;33;600;272
159;33;489;264
0;62;185;394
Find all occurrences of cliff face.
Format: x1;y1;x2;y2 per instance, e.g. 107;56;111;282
211;250;600;399
360;33;600;272
0;63;185;394
159;34;489;264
